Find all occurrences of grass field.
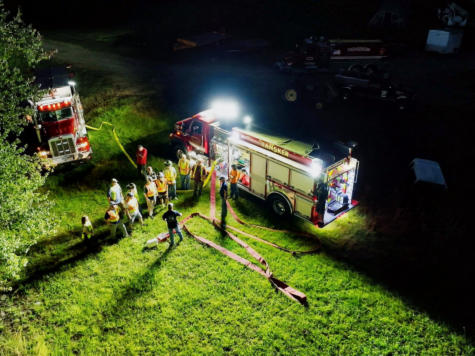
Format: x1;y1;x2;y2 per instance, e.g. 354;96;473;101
1;45;474;355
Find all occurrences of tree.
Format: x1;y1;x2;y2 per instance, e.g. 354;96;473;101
0;1;54;291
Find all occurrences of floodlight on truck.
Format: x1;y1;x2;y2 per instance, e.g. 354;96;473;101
310;159;323;178
230;130;240;142
210;98;240;120
243;115;252;126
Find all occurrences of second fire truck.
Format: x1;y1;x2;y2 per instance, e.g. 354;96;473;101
27;67;92;167
170;109;359;227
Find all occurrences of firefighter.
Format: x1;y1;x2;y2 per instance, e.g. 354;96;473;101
108;178;126;211
219;176;228;233
164;160;178;200
192;159;207;199
126;183;139;200
125;192;144;229
229;164;240;200
144;176;157;218
146;166;157;181
136;145;148;177
240;168;250;186
178;152;191;190
105;204;128;238
81;215;94;241
162;203;183;246
155;172;168;208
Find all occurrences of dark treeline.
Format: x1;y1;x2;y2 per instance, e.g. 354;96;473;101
6;0;447;47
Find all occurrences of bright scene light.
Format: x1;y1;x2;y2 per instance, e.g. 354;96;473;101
230;130;240;142
211;99;240;120
310;159;323;178
243;115;252;125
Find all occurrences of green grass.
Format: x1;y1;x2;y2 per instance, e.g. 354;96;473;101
0;62;474;355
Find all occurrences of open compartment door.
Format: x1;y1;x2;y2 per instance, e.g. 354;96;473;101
250;153;266;197
321;158;359;226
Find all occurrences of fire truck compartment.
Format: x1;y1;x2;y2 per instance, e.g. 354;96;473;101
322;159;358;226
223;129;359;226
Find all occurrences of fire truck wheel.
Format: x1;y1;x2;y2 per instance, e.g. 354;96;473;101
396;98;408;111
348;64;364;75
283;88;298;103
341;88;352;101
268;194;291;217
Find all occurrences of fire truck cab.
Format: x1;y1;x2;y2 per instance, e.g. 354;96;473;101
170;110;359;227
31;67;92;166
170;110;217;159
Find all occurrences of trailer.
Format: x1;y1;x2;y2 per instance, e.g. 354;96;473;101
275;37;387;73
170;109;359;227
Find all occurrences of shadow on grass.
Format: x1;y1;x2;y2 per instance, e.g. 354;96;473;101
97;244;176;333
105;244;173;313
21;220;127;287
321;186;475;342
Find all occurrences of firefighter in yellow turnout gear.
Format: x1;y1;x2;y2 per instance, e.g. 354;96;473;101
125;192;144;229
192;159;207;199
164;160;178;200
105;204;128;238
155;172;168;208
144;176;157;218
81;215;94;241
178;153;191;190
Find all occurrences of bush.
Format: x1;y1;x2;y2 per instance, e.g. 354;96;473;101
0;137;55;290
0;1;54;290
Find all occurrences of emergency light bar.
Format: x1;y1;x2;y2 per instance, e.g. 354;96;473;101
38;101;71;112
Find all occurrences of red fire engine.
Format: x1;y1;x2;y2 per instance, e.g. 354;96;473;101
170;107;359;227
29;67;92;166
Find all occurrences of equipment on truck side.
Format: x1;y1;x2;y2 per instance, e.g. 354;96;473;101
169;108;359;227
27;67;92;167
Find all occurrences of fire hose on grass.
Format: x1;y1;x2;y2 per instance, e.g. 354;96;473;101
147;166;321;305
85;121;137;169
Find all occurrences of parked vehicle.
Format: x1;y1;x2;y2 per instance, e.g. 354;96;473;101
280;73;339;109
169;109;359;226
334;64;413;110
275;37;387;74
27;67;92;166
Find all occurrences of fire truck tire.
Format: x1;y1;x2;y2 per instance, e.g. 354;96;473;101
341;88;352;101
396;98;408;111
268;194;291;217
364;64;379;78
348;64;364;75
283;88;298;103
